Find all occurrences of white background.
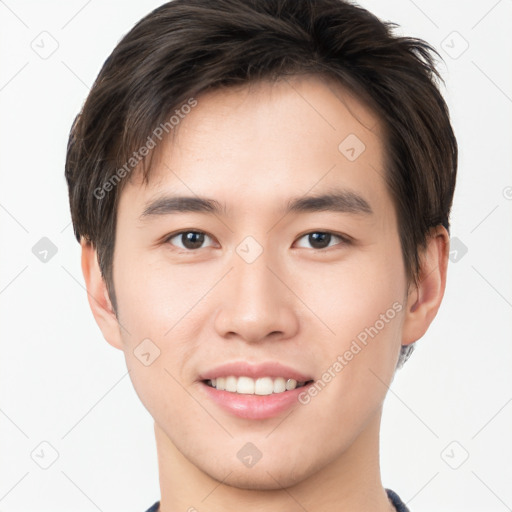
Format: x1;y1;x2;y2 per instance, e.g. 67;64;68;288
0;1;511;511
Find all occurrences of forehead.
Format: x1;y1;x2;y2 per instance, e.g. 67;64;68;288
124;74;389;218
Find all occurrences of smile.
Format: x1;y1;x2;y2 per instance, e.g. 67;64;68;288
205;376;312;395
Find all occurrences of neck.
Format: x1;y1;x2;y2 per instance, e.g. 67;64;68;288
155;407;393;512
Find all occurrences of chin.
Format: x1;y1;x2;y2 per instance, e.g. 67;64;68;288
217;467;308;491
197;451;320;491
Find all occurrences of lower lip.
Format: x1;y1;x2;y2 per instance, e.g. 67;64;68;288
199;381;310;420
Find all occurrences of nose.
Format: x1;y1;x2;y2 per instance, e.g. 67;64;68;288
214;246;300;344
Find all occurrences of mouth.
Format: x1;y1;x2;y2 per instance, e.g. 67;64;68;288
203;376;313;395
198;361;315;420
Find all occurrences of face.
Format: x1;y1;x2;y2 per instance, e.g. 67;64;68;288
111;75;410;489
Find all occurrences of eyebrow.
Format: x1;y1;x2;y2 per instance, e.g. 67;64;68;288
140;189;373;219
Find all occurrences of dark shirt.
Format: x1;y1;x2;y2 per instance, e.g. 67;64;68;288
144;488;409;511
386;488;410;511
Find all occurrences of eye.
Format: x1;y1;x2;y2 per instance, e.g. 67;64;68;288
166;230;215;250
294;231;349;250
164;230;349;251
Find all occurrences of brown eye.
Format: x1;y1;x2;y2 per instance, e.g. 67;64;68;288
167;231;213;250
295;232;347;250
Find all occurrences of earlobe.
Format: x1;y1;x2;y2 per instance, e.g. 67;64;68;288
81;240;124;350
401;225;449;346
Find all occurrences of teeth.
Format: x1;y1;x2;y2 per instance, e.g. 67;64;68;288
237;376;255;394
216;377;225;391
255;377;273;395
273;377;286;393
286;378;297;391
207;376;308;395
225;376;237;392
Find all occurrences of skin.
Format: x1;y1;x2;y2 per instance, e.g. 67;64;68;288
82;75;449;512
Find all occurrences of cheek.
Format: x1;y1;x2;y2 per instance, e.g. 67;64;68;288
112;247;210;395
291;249;405;340
112;253;203;431
290;249;406;405
113;247;210;338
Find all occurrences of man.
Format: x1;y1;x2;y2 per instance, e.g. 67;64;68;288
65;0;457;510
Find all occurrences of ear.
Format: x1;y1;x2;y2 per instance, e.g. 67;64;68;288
401;225;449;345
81;240;123;350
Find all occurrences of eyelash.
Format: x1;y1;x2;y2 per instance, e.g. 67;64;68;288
163;230;351;251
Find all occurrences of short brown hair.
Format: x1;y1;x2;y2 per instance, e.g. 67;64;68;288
65;0;457;365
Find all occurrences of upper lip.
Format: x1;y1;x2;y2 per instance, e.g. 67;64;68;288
198;361;314;382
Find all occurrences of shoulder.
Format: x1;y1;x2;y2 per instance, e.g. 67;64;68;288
144;501;160;512
386;488;410;512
